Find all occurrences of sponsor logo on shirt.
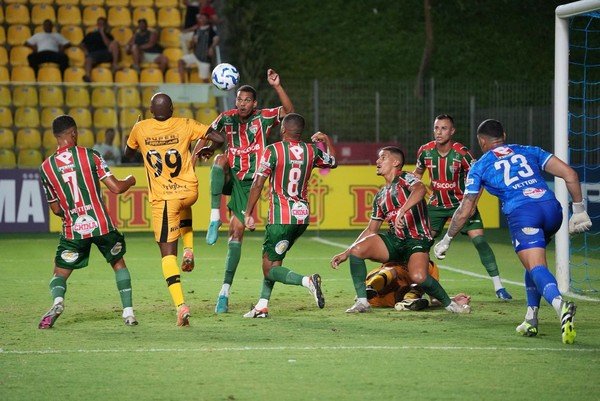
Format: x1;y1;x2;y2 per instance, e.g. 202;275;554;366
73;214;99;235
523;187;546;199
275;240;289;255
144;135;178;146
522;227;540;235
229;142;261;156
61;250;79;263
492;146;514;158
432;181;457;190
292;202;309;222
111;242;123;255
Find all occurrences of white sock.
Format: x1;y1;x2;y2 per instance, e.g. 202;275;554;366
525;306;538;321
551;296;563;316
255;298;269;309
357;297;368;306
210;209;221;222
53;297;64;306
219;283;231;297
122;306;134;318
301;276;310;288
491;276;503;291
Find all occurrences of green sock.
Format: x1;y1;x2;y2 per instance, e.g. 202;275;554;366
259;278;275;300
266;266;303;285
50;276;67;299
420;275;451;307
223;241;242;285
115;268;133;308
349;255;368;298
472;235;500;277
210;165;225;209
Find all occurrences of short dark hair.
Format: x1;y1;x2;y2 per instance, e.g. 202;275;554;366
282;113;305;135
477;119;504;138
52;115;77;136
435;114;454;125
380;146;405;167
138;18;147;25
237;85;256;100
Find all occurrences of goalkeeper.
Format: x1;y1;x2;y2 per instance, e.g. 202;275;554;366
433;119;592;345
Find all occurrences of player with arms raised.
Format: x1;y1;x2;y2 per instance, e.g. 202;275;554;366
434;119;592;344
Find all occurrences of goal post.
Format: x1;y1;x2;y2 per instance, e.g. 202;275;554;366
554;0;600;294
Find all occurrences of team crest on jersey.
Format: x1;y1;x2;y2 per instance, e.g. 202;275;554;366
521;227;540;235
291;202;309;222
249;125;258;135
492;146;514;159
523;188;546;199
275;240;289;255
110;242;123;255
61;250;79;263
72;215;99;235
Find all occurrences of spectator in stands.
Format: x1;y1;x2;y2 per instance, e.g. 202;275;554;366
94;128;121;166
126;19;168;74
178;13;219;83
81;17;120;82
25;19;70;77
183;0;218;30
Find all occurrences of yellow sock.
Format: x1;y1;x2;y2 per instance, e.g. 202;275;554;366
180;207;193;251
366;269;395;292
162;255;184;307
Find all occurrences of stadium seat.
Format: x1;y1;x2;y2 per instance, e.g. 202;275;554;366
44;147;56;159
42;129;56;151
12;86;39;107
0;6;3;24
11;66;35;82
7;24;31;47
31;4;56;25
173;107;194;119
195;108;219;125
65;46;85;67
0;47;7;66
106;0;129;6
69;107;93;128
0;67;8;82
9;46;33;67
38;66;63;83
155;0;177;7
193;93;217;109
165;68;181;83
115;67;139;84
0;149;17;169
17;149;43;168
131;0;154;7
83;6;107;27
30;0;53;4
94;108;118;129
163;47;183;68
119;107;142;130
77;128;95;148
5;4;30;25
15;128;42;151
57;6;82;27
61;25;84;46
111;26;133;46
188;69;207;83
39;86;64;108
91;66;114;83
81;0;106;5
0;128;15;150
0;27;6;46
41;107;65;128
0;107;13;128
132;7;156;27
56;0;81;5
141;86;158;105
91;87;116;108
0;87;10;107
108;6;132;27
144;109;153;119
14;107;40;129
140;67;163;83
157;7;181;28
96;128;121;146
65;86;90;107
64;67;86;83
117;86;141;107
159;27;181;48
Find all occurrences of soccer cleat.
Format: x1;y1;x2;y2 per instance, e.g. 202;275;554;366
181;248;195;272
345;300;371;313
365;286;378;300
308;274;325;309
395;298;429;311
496;288;513;300
215;295;229;313
206;220;222;245
445;300;471;314
123;315;138;326
243;307;268;318
177;304;191;327
38;302;64;329
516;319;538;337
560;301;577;344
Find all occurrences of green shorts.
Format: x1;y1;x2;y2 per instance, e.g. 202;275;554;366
427;205;484;238
225;174;253;223
55;230;126;270
377;232;432;265
263;224;308;262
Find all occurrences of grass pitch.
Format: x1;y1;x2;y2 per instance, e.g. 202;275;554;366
1;229;599;400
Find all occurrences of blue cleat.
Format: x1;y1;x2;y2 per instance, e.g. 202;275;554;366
206;221;222;245
215;294;229;313
496;288;513;300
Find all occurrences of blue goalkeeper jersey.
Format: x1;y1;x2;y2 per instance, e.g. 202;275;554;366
464;144;556;215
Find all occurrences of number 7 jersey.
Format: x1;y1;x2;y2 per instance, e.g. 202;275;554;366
127;117;209;202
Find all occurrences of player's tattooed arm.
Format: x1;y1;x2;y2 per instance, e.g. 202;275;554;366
447;192;479;237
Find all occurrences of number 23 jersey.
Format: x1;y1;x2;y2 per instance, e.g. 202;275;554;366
127;117;209;202
464;144;556;215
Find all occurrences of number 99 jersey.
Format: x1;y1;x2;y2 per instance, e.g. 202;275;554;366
127;117;209;202
464;144;556;215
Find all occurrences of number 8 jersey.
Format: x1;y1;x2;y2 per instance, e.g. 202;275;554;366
127;117;209;202
464;144;556;215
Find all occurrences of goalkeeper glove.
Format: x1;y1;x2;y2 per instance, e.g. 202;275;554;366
433;233;453;260
569;201;592;234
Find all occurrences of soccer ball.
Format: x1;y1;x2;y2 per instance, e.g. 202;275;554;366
211;63;240;91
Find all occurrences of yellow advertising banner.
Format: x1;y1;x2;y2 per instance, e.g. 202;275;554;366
49;165;499;232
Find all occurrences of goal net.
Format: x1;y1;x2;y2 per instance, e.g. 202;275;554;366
555;0;600;296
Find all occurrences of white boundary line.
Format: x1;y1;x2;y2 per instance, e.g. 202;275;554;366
311;237;599;302
1;345;598;355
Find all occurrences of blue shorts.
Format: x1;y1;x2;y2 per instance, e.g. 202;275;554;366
506;199;562;252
